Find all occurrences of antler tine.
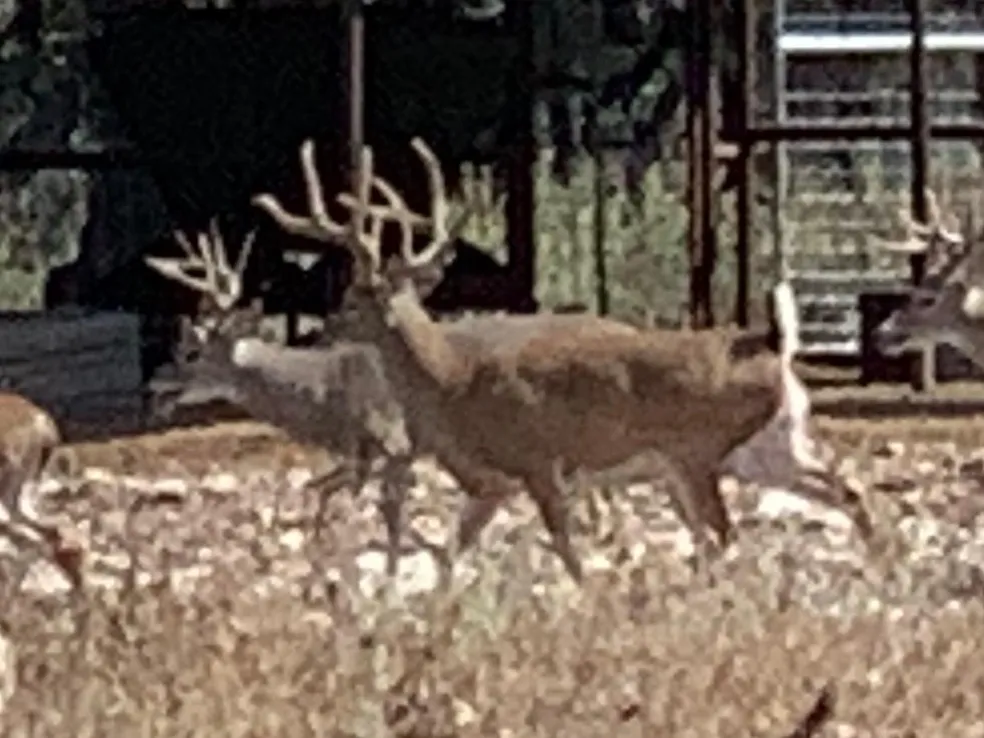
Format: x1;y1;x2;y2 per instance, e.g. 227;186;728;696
207;218;230;274
204;217;254;288
925;187;945;227
408;137;472;268
146;223;252;311
930;191;966;247
252;139;349;243
203;221;249;311
367;172;417;262
173;229;201;263
146;227;220;296
235;230;257;278
335;146;435;273
886;187;964;255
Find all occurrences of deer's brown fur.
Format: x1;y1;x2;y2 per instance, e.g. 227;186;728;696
254;138;871;582
0;392;83;587
0;392;59;510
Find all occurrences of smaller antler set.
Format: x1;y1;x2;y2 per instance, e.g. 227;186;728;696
876;188;984;359
882;189;968;280
145;220;256;312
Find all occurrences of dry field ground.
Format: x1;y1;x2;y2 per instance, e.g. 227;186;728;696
6;369;984;737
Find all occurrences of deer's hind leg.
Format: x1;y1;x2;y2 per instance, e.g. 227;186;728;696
661;452;736;578
375;451;418;576
524;472;583;583
434;452;523;564
310;459;360;538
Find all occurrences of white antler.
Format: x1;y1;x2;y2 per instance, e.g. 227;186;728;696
883;188;964;254
145;219;255;311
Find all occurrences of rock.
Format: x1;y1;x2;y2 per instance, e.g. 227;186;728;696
355;549;440;599
0;626;15;719
200;472;239;495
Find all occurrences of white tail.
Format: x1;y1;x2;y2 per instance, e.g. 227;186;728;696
253;135;874;583
773;280;800;361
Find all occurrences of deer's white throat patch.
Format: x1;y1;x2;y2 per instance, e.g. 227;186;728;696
230;337;268;368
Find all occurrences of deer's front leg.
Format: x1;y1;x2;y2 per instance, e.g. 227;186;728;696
663;452;735;579
437;451;523;559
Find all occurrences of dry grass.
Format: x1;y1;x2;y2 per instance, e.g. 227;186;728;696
5;383;984;737
5;560;984;737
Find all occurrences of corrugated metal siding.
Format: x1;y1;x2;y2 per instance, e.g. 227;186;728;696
0;310;144;433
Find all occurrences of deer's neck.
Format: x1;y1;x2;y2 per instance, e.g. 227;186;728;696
945;321;984;371
224;339;333;423
353;287;466;391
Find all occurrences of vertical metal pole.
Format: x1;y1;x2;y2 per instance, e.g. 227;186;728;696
346;0;365;199
592;146;609;315
589;0;608;316
909;0;934;391
687;0;714;328
700;0;717;328
772;0;789;283
505;0;537;312
735;0;756;327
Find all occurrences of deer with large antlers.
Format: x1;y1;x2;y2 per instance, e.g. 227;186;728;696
875;190;984;365
145;222;417;569
253;137;873;583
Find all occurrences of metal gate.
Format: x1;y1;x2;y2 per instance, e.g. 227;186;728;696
774;2;984;355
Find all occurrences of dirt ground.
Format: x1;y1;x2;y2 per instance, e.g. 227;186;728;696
5;373;984;737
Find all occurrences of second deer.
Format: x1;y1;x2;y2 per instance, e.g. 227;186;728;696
875;189;984;365
253;136;874;583
145;223;416;572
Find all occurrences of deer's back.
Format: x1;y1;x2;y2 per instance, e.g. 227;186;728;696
435;321;783;477
228;340;406;453
442;312;640;357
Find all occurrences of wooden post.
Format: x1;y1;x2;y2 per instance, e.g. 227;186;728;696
687;0;716;328
908;0;934;391
735;0;756;327
345;0;365;209
505;0;537;313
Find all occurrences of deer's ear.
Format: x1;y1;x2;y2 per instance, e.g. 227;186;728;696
178;317;197;344
176;318;206;359
235;299;265;335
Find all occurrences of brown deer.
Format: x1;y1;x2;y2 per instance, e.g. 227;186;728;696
144;223;416;572
0;391;84;588
253;137;873;583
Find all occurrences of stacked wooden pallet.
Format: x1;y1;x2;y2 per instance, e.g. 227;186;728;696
0;309;144;437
